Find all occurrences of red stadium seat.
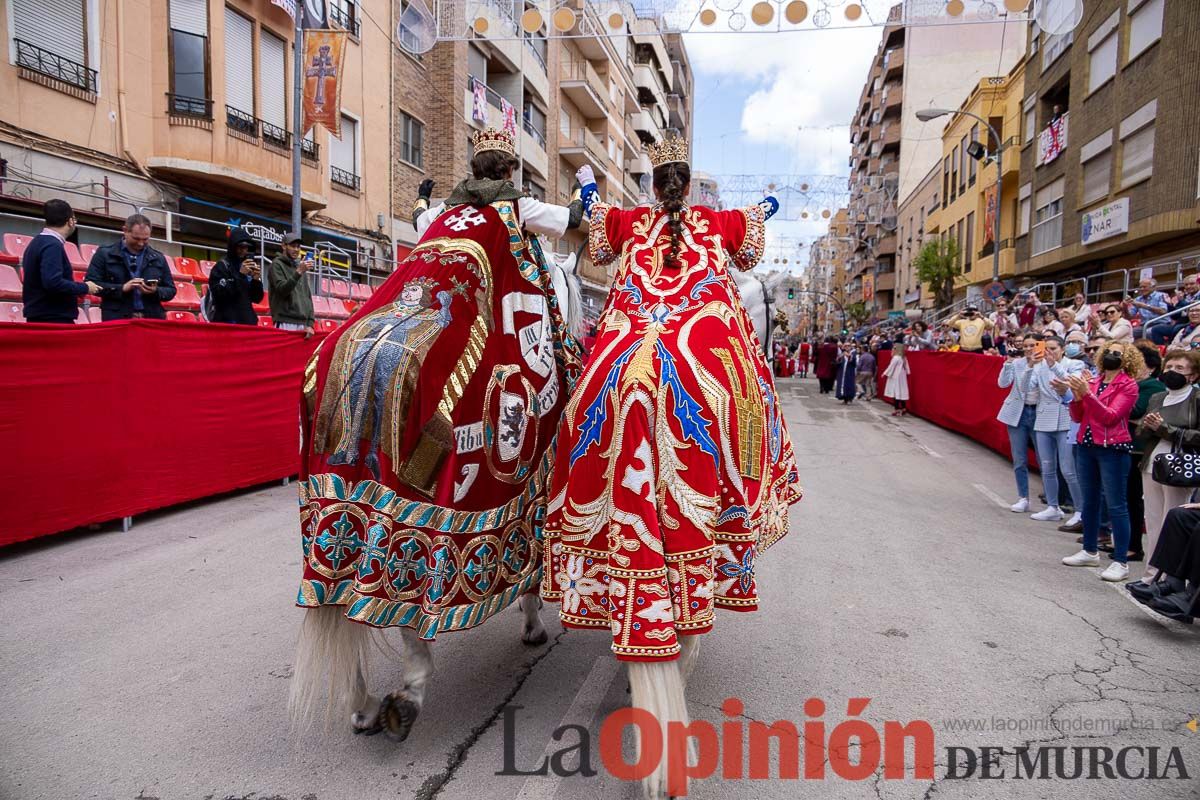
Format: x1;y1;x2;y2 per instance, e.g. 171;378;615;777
332;280;352;299
0;264;21;300
350;283;371;301
197;260;215;282
252;297;269;314
315;319;339;334
258;315;274;328
163;256;193;284
165;282;202;310
63;242;88;273
0;301;24;322
314;296;349;319
3;233;33;262
166;310;198;322
79;243;99;264
343;300;358;315
174;256;203;283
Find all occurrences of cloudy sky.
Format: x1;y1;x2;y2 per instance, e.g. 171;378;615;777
682;25;883;272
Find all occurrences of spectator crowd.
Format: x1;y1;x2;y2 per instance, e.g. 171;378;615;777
772;280;1200;625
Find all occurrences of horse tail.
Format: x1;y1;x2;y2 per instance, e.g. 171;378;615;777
628;657;691;799
562;265;584;340
288;605;371;731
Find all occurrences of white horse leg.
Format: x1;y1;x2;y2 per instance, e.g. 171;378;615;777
369;628;435;742
677;634;701;687
519;592;548;646
288;605;372;732
628;658;690;800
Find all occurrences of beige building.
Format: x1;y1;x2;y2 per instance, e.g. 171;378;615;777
1;0;394;274
893;164;939;311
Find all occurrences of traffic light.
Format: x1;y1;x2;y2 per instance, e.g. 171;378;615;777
787;288;795;300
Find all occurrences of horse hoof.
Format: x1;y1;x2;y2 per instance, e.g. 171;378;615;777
351;708;384;737
521;626;549;647
380;693;420;742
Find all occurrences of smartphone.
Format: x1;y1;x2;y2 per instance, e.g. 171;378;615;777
1033;341;1046;359
142;278;159;288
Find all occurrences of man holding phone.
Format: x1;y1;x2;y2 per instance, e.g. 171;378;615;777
268;233;315;335
946;305;994;354
85;213;177;321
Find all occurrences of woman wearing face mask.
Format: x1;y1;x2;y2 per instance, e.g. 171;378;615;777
1133;350;1200;586
1060;342;1144;581
1026;336;1086;525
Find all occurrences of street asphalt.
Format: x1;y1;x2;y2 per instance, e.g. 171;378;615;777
2;377;1198;800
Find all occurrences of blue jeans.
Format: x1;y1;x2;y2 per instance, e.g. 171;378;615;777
1147;322;1184;345
1006;405;1038;499
1075;444;1132;563
1035;429;1082;509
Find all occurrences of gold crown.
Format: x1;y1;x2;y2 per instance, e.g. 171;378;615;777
647;136;689;168
472;127;515;157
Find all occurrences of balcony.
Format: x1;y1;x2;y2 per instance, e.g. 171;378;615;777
521;120;548;178
559;127;588;168
873;234;897;257
465;75;520;131
630;109;661;143
301;137;320;166
624;172;641;200
633;63;667;110
225;106;258;141
881;123;900;153
14;38;97;94
331;166;361;193
584;128;608;166
883;47;904;80
560;60;608;120
667;93;686;130
882;84;902;116
260;120;291;152
627;152;652;175
166;93;213;123
571;2;609;61
328;3;362;37
875;271;897;292
1036;112;1068;167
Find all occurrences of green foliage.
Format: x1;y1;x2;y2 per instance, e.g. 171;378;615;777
914;237;960;309
846;301;869;324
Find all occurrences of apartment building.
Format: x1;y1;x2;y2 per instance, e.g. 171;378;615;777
845;4;1024;316
894;163;939;311
924;60;1027;305
1015;0;1200;293
808;208;852;335
1;0;394;272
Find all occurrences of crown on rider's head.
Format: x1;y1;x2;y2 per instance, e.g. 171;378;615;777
472;127;516;157
647;136;689;168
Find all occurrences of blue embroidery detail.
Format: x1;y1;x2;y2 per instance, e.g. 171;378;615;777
718;547;756;594
656;341;720;467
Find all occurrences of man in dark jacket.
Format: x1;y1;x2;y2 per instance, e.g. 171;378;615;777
268;233;314;334
85;213;177;320
21;199;101;322
208;228;263;324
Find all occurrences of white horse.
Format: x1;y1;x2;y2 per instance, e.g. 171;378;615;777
289;244;584;740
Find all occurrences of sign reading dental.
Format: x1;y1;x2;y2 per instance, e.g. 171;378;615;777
1081;197;1129;246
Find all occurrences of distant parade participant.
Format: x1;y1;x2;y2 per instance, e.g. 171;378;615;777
835;340;859;403
542;140;801;799
814;335;839;393
289;127;585;741
798;337;812;377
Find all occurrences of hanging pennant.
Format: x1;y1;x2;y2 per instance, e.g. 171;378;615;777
471;78;489;126
500;97;518;138
302;30;347;137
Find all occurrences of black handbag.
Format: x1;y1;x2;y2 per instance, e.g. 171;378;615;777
1151;398;1200;487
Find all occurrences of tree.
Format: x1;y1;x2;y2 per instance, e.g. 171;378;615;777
914;237;960;310
846;301;869;325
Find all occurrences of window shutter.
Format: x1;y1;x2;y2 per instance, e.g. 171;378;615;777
259;30;287;128
1122;125;1155;186
331;116;357;173
224;9;255;116
170;0;208;36
1081;151;1110;205
12;0;86;66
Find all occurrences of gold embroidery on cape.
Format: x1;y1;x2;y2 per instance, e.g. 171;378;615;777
714;336;764;480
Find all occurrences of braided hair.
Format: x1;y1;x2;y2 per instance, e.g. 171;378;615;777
653;162;691;269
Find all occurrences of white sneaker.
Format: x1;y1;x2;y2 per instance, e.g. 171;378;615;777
1100;562;1129;582
1010;497;1030;513
1062;550;1101;567
1064;511;1082;527
1031;506;1065;522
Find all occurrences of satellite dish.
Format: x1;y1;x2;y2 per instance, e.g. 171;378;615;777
397;0;436;55
1034;0;1083;36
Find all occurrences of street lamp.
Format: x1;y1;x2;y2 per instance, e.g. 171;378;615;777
916;107;1006;282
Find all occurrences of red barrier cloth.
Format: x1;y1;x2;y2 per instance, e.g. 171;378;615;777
0;320;322;547
876;350;1015;458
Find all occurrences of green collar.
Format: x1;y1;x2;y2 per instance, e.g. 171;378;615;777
445;178;523;206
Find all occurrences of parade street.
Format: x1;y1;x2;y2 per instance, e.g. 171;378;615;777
1;381;1197;800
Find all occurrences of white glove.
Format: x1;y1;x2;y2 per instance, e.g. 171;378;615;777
575;165;596;188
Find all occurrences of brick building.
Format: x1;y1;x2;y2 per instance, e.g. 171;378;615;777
894;164;939;311
1015;0;1200;297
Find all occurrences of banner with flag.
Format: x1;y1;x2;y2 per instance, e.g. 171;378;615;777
983;183;997;245
302;30;347;137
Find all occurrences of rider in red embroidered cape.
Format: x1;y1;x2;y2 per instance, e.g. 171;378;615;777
541;142;802;662
295;127;584;639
